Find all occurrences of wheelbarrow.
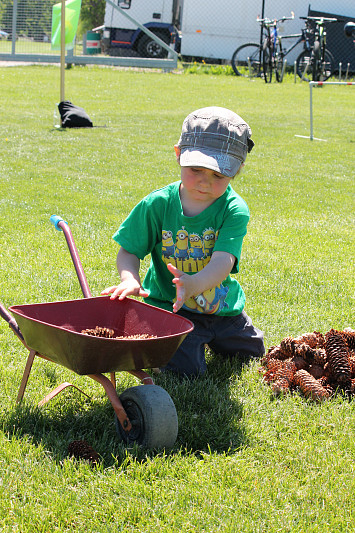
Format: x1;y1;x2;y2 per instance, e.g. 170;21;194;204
0;216;194;449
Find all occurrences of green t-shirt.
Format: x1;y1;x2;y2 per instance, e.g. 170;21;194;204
113;181;250;316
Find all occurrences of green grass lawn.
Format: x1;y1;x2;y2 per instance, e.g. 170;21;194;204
0;65;354;532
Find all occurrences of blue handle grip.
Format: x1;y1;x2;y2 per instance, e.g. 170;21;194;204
50;215;68;231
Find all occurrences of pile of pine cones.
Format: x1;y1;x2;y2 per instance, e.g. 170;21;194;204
260;328;355;401
81;326;157;340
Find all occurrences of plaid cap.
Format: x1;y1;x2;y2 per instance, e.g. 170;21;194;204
177;106;254;177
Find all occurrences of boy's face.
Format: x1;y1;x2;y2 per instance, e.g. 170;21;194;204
175;145;235;206
180;166;231;204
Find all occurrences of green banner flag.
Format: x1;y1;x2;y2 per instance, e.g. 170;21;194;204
51;0;82;50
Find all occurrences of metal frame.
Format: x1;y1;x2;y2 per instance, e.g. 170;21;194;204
295;81;355;141
0;0;178;71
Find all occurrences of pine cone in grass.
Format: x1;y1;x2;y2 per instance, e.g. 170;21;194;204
294;343;317;364
271;378;290;395
294;370;330;401
294;331;323;349
348;355;355;378
279;337;296;358
313;348;327;366
273;360;297;386
325;329;351;387
343;329;355;350
261;346;283;365
68;440;100;465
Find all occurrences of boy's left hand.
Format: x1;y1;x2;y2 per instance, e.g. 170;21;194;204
167;263;194;313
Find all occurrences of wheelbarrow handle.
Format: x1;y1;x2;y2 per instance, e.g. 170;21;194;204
50;215;68;231
0;302;24;341
50;215;92;299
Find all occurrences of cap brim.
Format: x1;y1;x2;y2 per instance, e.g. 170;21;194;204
179;147;241;178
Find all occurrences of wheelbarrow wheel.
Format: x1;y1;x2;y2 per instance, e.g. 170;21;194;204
115;385;178;449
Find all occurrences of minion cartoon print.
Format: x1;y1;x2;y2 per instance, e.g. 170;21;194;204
202;228;216;259
175;228;189;258
162;230;175;258
161;226;229;314
189;233;204;259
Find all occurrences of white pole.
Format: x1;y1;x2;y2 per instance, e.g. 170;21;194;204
310;82;313;141
60;0;65;117
346;63;350;81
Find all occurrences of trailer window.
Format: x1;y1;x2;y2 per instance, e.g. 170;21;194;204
118;0;131;8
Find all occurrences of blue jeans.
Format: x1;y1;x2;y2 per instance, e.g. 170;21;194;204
162;309;265;377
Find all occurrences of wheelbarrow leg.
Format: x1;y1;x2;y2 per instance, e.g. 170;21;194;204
16;349;37;403
88;373;132;432
128;370;154;385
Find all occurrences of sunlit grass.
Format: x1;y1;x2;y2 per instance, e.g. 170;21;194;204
0;65;354;532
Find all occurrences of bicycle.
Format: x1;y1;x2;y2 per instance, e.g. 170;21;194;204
296;16;337;81
231;15;313;80
260;13;297;83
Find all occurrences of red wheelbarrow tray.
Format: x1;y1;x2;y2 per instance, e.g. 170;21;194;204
10;295;194;375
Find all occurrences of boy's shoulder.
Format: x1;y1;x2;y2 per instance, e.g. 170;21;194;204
223;184;250;217
142;181;180;204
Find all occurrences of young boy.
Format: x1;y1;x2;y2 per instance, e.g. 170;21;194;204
102;106;265;376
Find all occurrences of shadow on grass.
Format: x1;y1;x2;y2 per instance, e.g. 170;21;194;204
0;353;251;467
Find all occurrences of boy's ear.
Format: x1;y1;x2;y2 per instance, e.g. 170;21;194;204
235;163;245;176
174;145;181;163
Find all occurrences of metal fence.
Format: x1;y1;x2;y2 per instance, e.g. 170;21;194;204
0;0;354;73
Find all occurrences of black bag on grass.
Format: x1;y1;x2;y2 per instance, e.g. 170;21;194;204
58;101;93;128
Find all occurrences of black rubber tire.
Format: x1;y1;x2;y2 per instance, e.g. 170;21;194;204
137;32;169;58
115;385;178;449
231;43;261;77
312;40;321;81
262;38;272;83
317;47;334;81
296;50;312;80
296;48;334;82
275;41;284;83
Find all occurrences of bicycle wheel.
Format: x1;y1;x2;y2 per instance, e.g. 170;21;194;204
312;40;321;81
296;48;334;82
262;38;272;83
275;42;284;82
296;50;313;81
231;43;261;77
318;49;334;81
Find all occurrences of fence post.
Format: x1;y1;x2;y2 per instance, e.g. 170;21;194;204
11;0;18;55
309;82;314;141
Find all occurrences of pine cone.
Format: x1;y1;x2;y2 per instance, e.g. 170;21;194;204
308;364;324;380
294;332;323;349
68;440;100;465
81;326;115;338
279;337;297;358
271;378;290;395
289;355;308;371
294;343;317;364
274;360;297;386
325;329;351;387
343;329;355;350
349;355;355;378
313;348;327;366
294;370;330;401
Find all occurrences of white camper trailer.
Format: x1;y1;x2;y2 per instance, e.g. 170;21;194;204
103;0;355;62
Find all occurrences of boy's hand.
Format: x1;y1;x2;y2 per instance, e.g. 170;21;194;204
167;263;194;313
101;280;149;301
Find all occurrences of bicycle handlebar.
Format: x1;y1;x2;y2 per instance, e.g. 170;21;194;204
300;16;338;24
257;12;294;26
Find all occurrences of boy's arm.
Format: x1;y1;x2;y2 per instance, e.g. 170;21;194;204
167;251;235;313
101;247;149;300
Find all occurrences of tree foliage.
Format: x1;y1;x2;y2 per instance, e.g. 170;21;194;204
79;0;105;33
